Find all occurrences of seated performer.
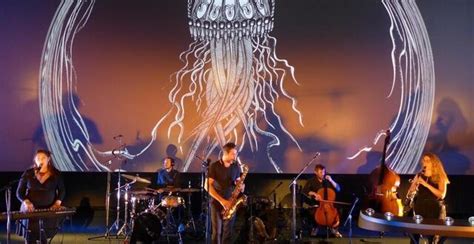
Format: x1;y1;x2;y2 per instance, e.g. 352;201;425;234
302;164;342;238
155;156;180;188
16;149;66;244
205;142;244;244
408;152;449;244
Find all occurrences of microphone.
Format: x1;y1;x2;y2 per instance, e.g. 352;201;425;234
196;155;211;166
304;152;321;167
111;149;135;159
34;164;42;172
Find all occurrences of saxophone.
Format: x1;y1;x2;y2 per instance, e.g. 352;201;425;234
222;164;249;220
404;167;425;213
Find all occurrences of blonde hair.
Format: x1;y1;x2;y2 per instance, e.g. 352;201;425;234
423;152;450;184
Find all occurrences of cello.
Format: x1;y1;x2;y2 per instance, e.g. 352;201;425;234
314;178;340;228
366;130;404;216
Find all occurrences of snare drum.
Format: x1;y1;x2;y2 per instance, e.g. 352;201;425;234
161;196;184;208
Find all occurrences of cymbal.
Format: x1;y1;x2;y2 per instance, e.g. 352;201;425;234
122;174;151;184
146;187;181;194
179;188;200;193
131;190;157;196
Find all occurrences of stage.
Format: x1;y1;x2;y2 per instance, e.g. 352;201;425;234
1;225;473;243
1;172;474;243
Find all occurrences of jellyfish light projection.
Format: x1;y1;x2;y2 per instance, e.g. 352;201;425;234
39;0;434;173
349;0;435;174
165;0;305;172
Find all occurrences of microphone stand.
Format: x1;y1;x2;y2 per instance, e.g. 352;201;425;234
197;155;211;244
1;179;19;244
343;196;359;244
288;153;320;243
266;182;283;207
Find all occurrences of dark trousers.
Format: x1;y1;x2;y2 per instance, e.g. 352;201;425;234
17;218;60;244
211;202;236;244
409;200;447;244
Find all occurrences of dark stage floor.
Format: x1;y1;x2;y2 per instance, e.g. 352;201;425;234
1;223;473;243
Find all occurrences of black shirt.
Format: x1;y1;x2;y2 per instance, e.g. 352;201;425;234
208;160;241;200
413;177;445;218
16;168;66;208
302;177;336;206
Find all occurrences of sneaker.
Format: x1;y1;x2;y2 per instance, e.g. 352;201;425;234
310;227;319;236
331;228;342;238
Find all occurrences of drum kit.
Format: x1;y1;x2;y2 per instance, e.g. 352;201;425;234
87;171;201;243
114;174;201;243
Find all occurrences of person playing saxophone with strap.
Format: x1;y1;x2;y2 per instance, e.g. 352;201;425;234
205;142;245;244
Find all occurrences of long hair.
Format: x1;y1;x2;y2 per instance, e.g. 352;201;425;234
423;152;450;184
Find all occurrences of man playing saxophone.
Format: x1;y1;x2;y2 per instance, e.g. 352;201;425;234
205;142;245;244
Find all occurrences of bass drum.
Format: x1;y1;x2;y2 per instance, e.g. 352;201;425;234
130;212;163;243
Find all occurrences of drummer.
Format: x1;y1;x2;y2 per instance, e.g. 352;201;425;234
154;157;184;229
155;156;180;189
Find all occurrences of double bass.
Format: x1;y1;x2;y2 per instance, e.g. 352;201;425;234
366;130;404;216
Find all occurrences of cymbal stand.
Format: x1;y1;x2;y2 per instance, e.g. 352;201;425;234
117;180;135;238
88;138;129;240
161;199;181;243
108;141;130;238
186;181;197;232
105;164;128;237
199;157;211;244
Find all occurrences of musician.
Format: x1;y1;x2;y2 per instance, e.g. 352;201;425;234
302;164;342;238
205;142;244;244
409;153;449;244
16;149;65;244
155;156;180;188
